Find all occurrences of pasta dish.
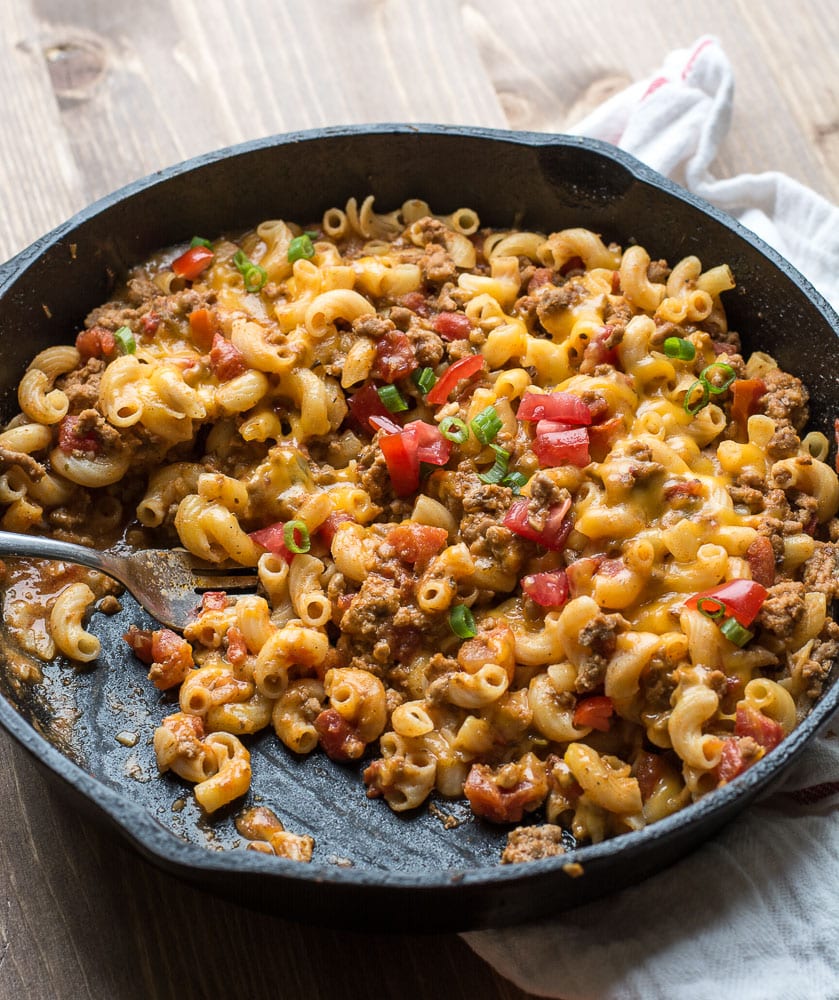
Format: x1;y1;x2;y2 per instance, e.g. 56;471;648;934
1;196;837;864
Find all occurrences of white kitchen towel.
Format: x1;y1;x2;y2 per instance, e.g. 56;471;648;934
463;37;839;1000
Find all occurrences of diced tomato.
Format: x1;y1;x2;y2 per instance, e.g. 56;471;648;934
209;332;247;381
463;759;547;824
686;579;768;628
406;420;452;466
398;291;431;317
226;625;248;667
634;750;667;801
315;708;365;761
730;378;766;429
57;415;100;454
735;703;784;750
148;628;194;690
580;324;619;372
517;391;592;425
171;245;214;281
572;695;614;732
432;311;472;341
380;426;421;497
248;523;296;563
521;570;569;608
745;536;775;588
75;326;116;360
188;307;219;351
716;738;750;783
587;415;623;462
318;512;356;547
566;555;603;597
503;497;573;551
201;591;228;612
369;414;403;436
533;426;590;468
535;419;576;436
123;626;154;663
425;354;484;405
140;312;161;338
386;524;448;564
372;331;418;383
663;478;703;502
348;383;402;434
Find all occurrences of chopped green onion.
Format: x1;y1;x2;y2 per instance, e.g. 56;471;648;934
232;250;267;291
190;236;213;250
412;367;437;394
449;604;477;639
697;596;726;620
471;405;502;445
684;380;710;415
719;616;753;647
288;234;316;263
283;520;310;554
377;384;409;413
439;415;468;444
113;326;136;354
700;362;737;395
502;471;528;494
478;444;510;484
663;336;695;361
243;265;267;292
303;230;320;240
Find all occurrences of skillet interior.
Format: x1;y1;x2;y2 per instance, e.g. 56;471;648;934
1;124;838;931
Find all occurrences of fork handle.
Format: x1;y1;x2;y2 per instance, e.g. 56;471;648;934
0;530;127;587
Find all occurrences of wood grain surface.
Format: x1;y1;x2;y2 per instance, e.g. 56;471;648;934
1;2;837;998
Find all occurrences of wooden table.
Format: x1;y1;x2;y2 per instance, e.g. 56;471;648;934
1;3;836;997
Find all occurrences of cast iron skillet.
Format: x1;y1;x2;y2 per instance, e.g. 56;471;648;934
1;124;838;932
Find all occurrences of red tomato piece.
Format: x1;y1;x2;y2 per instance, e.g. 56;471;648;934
734;704;784;750
716;738;749;783
521;570;570;608
685;579;768;628
209;332;247;381
634;750;667;801
398;291;431;317
503;497;573;551
565;555;603;597
318;512;356;547
405;420;452;466
148;628;195;690
248;523;295;564
171;245;214;281
731;378;766;429
372;331;418;383
188;307;219;351
572;695;614;732
123;626;154;663
140;312;161;338
745;535;775;588
386;524;449;564
57;415;100;454
533;426;591;468
348;384;402;434
369;414;403;436
587;414;624;462
580;324;619;371
75;326;116;360
517;391;592;425
425;354;484;405
432;311;472;341
201;591;228;612
379;426;421;497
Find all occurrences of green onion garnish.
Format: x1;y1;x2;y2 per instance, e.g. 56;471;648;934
114;326;136;354
478;444;510;485
449;604;477;639
190;236;213;250
288;234;316;263
377;385;409;413
684;380;710;415
697;596;726;620
232;250;267;292
502;471;528;494
412;367;437;394
700;362;737;395
719;616;753;647
439;415;469;444
283;519;310;554
663;336;695;361
471;405;502;445
303;230;320;240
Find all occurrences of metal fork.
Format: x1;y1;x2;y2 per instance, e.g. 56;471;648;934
0;531;259;631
